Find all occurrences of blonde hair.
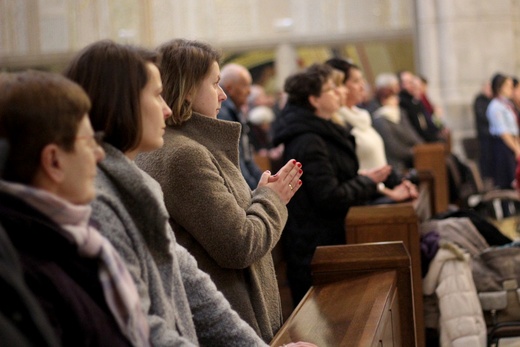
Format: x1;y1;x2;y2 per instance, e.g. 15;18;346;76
330;69;345;88
330;68;347;127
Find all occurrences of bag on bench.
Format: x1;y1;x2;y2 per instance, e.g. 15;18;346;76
472;244;520;326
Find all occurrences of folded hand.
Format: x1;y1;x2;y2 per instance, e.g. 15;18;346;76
257;159;303;204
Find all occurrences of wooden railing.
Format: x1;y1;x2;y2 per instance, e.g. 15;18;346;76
270;242;414;347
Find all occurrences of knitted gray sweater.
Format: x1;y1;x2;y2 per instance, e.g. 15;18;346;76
91;144;267;346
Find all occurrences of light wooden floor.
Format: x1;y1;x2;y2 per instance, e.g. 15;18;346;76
492;337;520;347
491;216;520;241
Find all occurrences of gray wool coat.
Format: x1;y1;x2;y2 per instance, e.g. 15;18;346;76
136;113;286;342
91;144;267;347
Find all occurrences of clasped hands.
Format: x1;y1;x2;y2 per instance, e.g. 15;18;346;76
359;165;418;202
257;159;303;204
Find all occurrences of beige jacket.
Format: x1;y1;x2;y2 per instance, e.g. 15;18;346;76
136;113;286;342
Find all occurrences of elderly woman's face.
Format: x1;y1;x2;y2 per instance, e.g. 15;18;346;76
58;115;105;205
191;61;228;118
311;78;341;119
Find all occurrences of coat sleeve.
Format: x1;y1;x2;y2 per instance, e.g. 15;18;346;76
91;195;197;347
293;134;377;215
424;244;487;347
164;143;287;269
175;242;268;346
436;253;487;346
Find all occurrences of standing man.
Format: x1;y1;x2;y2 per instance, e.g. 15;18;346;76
218;63;263;189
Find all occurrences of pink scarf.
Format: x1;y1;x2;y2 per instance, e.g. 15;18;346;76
0;181;150;347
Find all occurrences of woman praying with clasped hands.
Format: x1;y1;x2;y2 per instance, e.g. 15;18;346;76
136;39;314;347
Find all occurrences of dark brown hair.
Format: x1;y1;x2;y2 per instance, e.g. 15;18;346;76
284;63;333;111
491;73;508;97
64;39;157;153
325;58;359;84
0;70;90;183
157;39;221;126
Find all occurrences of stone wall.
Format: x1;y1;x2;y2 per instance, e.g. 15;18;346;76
415;0;520;157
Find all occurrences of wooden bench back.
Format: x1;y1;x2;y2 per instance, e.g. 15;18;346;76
271;242;414;347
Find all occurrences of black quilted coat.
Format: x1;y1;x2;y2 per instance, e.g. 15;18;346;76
272;104;378;304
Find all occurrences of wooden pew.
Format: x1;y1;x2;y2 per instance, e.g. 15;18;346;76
271;242;414;347
413;142;449;215
253;152;272;172
344;182;431;347
272;145;445;345
336;142;446;346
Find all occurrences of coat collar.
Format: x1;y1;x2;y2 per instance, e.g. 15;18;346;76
175;112;242;155
97;144;170;249
273;104;355;153
373;105;401;124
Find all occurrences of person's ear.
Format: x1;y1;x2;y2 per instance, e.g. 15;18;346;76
222;82;233;95
185;87;197;102
308;94;320;109
40;144;65;184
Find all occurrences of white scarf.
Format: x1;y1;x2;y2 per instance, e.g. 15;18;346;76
339;105;373;130
373;105;401;124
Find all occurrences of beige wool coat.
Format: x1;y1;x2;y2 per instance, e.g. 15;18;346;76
136;113;286;342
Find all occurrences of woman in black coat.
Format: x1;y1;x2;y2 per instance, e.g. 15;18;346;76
272;64;416;305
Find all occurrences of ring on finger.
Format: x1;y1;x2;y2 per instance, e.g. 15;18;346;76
289;183;293;191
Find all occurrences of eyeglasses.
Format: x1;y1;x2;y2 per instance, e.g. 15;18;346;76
321;82;338;94
321;86;337;94
76;131;105;148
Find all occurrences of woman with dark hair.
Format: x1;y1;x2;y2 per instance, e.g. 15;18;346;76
329;59;389;168
486;73;519;188
272;63;417;305
326;58;393;171
134;39;309;345
65;40;275;346
325;58;417;200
